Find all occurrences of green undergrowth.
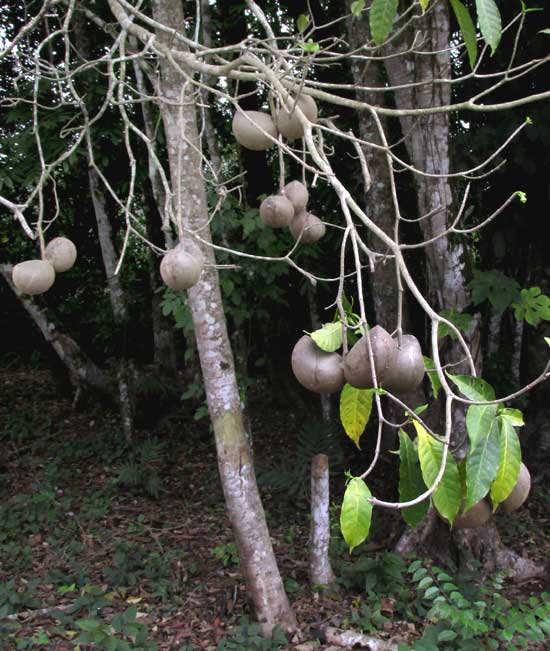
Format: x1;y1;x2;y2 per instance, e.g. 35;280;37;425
336;552;550;651
1;400;549;650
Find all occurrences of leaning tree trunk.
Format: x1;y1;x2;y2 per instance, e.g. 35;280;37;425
1;264;111;397
112;0;296;635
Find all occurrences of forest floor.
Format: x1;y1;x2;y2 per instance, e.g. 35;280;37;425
1;365;550;651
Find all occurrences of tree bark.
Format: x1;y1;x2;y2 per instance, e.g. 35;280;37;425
131;47;178;376
88;168;134;442
0;264;111;397
309;454;335;587
147;0;296;635
383;3;466;314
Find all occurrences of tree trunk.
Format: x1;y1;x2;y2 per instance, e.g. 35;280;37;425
346;6;426;445
88;168;134;443
309;454;335;587
147;0;296;635
73;17;134;443
131;48;178;376
384;3;466;315
379;5;528;568
0;264;111;397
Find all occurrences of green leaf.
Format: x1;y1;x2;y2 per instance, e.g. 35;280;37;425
414;422;461;524
76;618;102;632
299;38;320;53
423;356;441;399
498;407;524;427
447;374;495;401
438;630;458;642
438;308;474;339
539;28;550;34
398;429;429;526
310;322;343;352
340;477;373;552
490;417;521;509
512;287;550;326
340;384;374;448
450;0;478;69
516;190;528;203
475;0;502;54
468;270;520;313
369;0;399;45
351;0;366;17
466;403;498;448
424;586;441;600
464;417;500;512
419;0;430;13
545;337;550;348
297;14;310;33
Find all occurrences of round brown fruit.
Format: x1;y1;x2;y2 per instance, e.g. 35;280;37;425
12;259;55;295
382;334;425;393
453;500;492;529
502;463;531;513
344;325;396;389
45;237;77;272
178;237;204;268
289;211;325;243
291;335;344;394
160;244;203;290
282;180;309;213
259;195;295;228
276;94;318;140
231;110;278;151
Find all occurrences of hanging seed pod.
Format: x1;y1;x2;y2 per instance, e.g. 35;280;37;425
344;325;396;390
276;94;318;140
160;243;204;290
289;211;325;243
291;335;345;394
453;500;492;529
282;180;309;213
259;195;295;228
231;110;278;151
12;259;56;295
45;237;77;272
502;463;531;513
383;335;425;393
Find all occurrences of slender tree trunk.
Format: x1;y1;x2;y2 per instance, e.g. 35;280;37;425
144;0;296;634
345;12;401;335
73;17;134;442
131;49;178;376
1;264;111;396
309;454;335;587
88;169;134;442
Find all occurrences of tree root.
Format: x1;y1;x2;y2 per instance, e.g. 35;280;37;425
395;509;546;579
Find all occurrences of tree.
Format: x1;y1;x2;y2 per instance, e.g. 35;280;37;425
1;0;549;636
